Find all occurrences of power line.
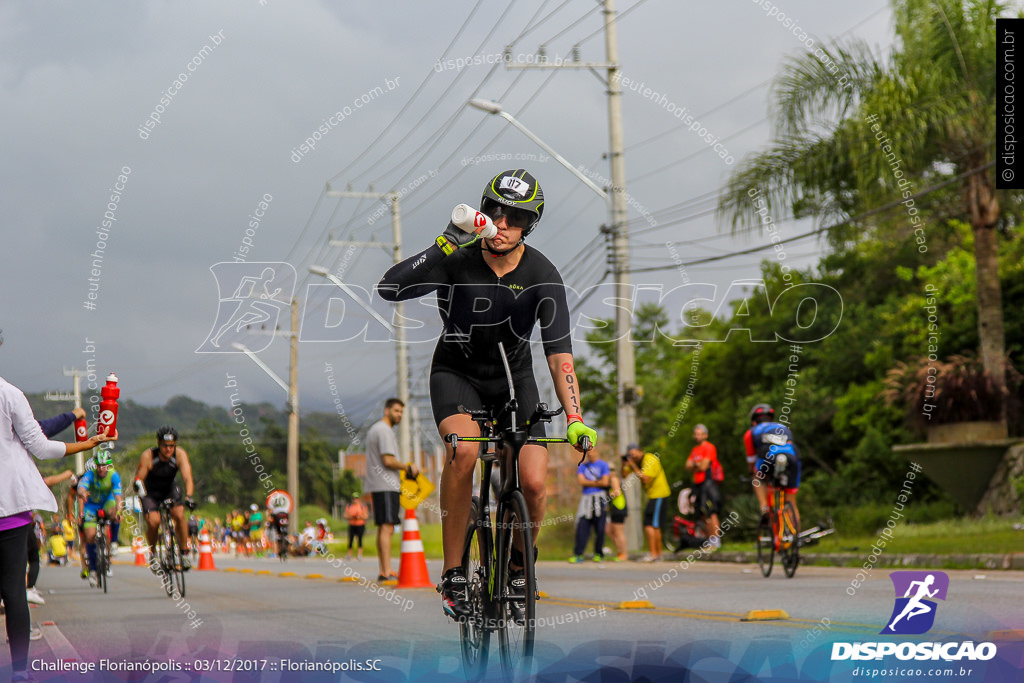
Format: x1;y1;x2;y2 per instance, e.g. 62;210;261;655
327;0;491;186
628;161;995;274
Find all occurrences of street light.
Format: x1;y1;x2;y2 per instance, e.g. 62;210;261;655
467;99;608;201
308;265;395;333
308;264;413;471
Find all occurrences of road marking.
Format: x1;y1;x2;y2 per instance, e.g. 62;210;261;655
742;609;790;621
41;622;81;662
540;596;885;632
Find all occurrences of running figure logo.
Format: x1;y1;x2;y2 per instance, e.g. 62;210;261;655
196;262;296;353
880;571;949;635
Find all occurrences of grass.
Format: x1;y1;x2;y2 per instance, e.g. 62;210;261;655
323;507;582;562
809;516;1024;556
733;515;1024;559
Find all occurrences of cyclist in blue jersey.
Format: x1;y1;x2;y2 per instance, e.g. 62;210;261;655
743;404;801;524
77;451;123;586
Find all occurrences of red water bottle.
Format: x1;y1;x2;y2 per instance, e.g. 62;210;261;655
74;414;89;442
97;373;120;437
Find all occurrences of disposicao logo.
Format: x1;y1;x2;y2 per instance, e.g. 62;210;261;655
882;571;949;635
831;571;997;663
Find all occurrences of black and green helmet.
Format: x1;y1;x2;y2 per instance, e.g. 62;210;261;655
480;169;544;236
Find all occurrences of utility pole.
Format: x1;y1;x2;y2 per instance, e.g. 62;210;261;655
287;298;300;535
53;368;87;472
325;187;412;466
505;0;641;549
232;305;300;535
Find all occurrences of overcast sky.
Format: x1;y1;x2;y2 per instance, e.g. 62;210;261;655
0;1;896;436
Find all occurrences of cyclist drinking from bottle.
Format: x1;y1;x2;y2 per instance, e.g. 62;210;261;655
77;451;122;585
377;169;598;620
134;426;196;569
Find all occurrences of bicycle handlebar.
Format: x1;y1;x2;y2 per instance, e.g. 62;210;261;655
446;402;591;464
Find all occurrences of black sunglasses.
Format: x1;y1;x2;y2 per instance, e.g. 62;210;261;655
481;198;534;229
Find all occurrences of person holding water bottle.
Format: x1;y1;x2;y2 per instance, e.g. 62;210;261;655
376;169;597;620
0;330;117;682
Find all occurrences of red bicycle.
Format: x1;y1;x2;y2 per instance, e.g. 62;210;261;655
756;454;799;578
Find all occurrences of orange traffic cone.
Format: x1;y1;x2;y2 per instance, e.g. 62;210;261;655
397;507;432;589
197;530;216;570
133;537;148;567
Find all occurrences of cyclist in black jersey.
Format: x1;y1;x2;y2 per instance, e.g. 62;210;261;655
133;426;196;569
377;169;598;620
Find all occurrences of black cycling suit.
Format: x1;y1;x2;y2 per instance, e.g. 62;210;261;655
272;513;289;535
141;448;182;513
378;240;573;434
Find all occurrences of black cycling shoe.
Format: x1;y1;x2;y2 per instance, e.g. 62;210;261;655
438;567;473;621
508;568;527;625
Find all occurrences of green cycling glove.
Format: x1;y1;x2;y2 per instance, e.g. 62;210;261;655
436;221;479;255
566;420;597;449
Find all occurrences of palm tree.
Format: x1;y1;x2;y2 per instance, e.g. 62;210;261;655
718;0;1007;428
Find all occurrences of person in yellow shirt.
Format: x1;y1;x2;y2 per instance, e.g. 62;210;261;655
47;532;67;565
61;517;76;561
621;443;670;561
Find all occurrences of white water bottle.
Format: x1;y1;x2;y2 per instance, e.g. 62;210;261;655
451;204;498;239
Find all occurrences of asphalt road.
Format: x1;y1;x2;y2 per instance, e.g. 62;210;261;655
4;549;1024;682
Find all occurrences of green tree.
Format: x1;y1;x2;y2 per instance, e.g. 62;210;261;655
718;0;1011;424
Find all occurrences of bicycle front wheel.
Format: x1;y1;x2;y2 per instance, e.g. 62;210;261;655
460;496;490;679
780;501;800;578
495;490;535;680
96;532;108;593
170;533;186;598
756;513;774;578
161;526;176;597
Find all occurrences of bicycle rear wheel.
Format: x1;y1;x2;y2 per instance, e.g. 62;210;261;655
780;501;800;578
663;520;683;553
495;490;535;680
460;496;491;679
756;513;774;578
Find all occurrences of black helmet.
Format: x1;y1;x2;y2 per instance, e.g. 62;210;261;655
480;169;544;237
749;404;774;423
156;425;179;443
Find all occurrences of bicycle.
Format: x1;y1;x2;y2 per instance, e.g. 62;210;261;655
94;510;113;594
445;344;591;680
755;453;800;578
277;530;290;562
662;484;709;554
154;499;186;598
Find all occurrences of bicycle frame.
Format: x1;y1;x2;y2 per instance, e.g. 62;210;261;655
446;342;590;679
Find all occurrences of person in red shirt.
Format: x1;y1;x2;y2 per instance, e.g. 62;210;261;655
344;499;368;560
685;424;722;547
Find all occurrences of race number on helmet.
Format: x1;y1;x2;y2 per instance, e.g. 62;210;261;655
480;169;544;236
